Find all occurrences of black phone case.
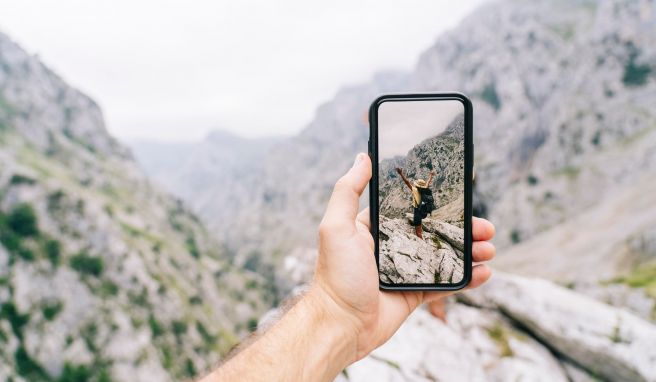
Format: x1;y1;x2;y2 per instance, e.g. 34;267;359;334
368;92;473;291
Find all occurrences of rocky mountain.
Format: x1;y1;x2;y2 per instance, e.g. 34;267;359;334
0;33;272;381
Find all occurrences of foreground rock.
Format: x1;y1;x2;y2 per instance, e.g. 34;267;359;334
378;216;463;284
463;272;656;382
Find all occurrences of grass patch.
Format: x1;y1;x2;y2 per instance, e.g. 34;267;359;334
487;323;514;357
609;262;656;299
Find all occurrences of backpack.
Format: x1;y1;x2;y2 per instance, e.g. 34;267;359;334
417;187;435;216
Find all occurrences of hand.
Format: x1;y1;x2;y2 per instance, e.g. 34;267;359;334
310;153;496;362
395;167;403;175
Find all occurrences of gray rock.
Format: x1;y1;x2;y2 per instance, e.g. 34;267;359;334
378;216;463;284
463;272;656;382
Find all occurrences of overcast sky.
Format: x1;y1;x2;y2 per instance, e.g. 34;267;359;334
0;0;483;142
378;100;463;160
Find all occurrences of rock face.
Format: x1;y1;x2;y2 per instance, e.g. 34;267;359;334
378;216;463;284
0;33;270;381
344;272;656;382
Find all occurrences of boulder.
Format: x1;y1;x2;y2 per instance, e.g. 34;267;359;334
462;272;656;382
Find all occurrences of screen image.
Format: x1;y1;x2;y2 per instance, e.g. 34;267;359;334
377;99;465;285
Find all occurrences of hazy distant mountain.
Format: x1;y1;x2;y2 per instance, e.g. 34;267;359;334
0;32;271;381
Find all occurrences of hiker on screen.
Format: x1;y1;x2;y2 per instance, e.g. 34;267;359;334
395;167;436;239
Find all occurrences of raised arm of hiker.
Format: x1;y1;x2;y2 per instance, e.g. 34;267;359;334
427;170;435;185
395;167;413;190
204;153;496;382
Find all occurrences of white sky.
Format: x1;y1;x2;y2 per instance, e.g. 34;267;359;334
378;100;463;160
0;0;484;142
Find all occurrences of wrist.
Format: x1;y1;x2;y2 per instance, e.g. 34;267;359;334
298;286;359;378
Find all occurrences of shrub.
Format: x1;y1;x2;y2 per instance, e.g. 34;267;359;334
44;239;61;265
149;315;164;337
527;174;539;185
510;229;522;244
480;83;501;111
623;52;652;87
15;346;50;380
186;235;200;259
172;320;188;336
9;174;36;186
69;252;104;277
0;302;29;338
8;203;39;237
42;300;64;321
58;362;91;382
247;317;259;332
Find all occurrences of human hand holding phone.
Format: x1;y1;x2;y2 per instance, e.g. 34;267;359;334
209;154;495;381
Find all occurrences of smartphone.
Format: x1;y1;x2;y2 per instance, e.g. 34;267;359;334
368;93;473;291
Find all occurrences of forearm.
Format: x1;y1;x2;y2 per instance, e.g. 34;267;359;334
205;288;357;381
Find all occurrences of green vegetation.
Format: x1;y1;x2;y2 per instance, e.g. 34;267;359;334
10;174;36;185
15;345;50;381
99;279;119;297
0;302;29;339
57;363;91;382
487;323;514;357
172;320;188;336
527;174;539;185
480;83;501;111
69;252;104;277
623;50;652;87
186;235;200;259
41;300;64;321
552;165;581;179
43;238;61;265
247;317;259;332
510;229;522;244
609;262;656;299
149;315;165;337
8;203;39;237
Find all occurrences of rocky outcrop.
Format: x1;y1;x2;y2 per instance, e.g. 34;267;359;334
378;216;463;284
462;272;656;382
342;272;656;382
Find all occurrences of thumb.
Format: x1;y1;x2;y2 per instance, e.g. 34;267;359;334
321;153;372;232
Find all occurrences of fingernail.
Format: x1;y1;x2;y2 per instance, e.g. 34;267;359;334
352;153;364;168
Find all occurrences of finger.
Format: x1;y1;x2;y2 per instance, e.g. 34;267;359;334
472;217;495;241
427;299;447;322
321;154;372;232
473;241;496;262
356;207;371;230
466;264;492;289
421;264;493;303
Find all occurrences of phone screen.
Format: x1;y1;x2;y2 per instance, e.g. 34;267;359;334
371;95;471;289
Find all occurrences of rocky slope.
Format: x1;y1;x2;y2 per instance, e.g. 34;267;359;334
378;216;464;284
0;33;271;381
